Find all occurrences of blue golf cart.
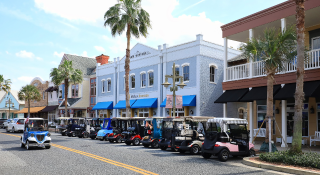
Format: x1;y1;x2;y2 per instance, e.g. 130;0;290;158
141;117;164;148
96;118;113;141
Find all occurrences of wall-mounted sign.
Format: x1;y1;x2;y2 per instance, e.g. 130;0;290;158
130;51;151;59
131;94;150;98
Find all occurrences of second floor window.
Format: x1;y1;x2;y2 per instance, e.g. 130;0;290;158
131;75;135;89
72;84;79;97
183;66;189;81
175;67;180;82
210;66;215;82
141;73;146;88
107;80;111;92
312;36;320;50
148;72;154;87
102;80;105;93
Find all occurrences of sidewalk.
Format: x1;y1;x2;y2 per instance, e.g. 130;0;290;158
253;141;320;154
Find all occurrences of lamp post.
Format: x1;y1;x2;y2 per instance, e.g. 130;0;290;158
5;92;15;119
162;62;186;118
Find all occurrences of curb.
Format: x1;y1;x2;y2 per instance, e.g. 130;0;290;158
242;157;320;175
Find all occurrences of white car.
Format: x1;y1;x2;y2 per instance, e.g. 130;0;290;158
7;118;25;133
2;119;13;129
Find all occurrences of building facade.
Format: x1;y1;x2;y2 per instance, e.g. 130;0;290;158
218;0;320;147
0;90;25;119
94;34;241;118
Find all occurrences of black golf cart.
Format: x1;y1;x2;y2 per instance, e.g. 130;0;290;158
66;117;85;137
89;118;104;139
106;117;128;143
201;118;255;162
158;117;182;151
121;117;146;146
76;118;92;138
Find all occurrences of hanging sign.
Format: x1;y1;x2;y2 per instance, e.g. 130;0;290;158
176;95;182;109
165;95;183;109
165;95;173;108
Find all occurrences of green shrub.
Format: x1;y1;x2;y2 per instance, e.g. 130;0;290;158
259;151;320;169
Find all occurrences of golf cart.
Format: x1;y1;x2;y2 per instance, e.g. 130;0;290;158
20;118;51;150
89;118;104;139
173;116;214;154
66;117;85;137
96;118;113;141
121;117;146;146
57;117;70;136
158;117;182;151
201;118;255;162
76;118;93;138
106;117;128;143
141;117;164;148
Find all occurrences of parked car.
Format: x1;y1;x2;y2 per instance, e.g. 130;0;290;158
0;119;8;128
121;117;146;146
96;118;113;141
2;119;13;129
201;118;255;162
20;118;51;150
7;118;25;133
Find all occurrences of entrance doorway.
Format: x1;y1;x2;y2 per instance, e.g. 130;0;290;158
287;104;309;136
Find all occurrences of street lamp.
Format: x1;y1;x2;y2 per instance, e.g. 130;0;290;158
5;92;15;119
161;62;186;118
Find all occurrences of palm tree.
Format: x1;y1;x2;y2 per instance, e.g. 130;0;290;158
104;0;151;117
0;75;12;92
291;0;306;154
18;85;41;118
50;60;83;117
241;27;297;152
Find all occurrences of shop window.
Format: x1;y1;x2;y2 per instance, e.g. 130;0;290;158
72;84;79;97
139;108;149;117
175;67;180;82
102;80;105;93
148;72;154;87
107;79;111;92
121;109;130;117
131;75;135;89
312;36;320;50
210;66;215;82
172;107;184;117
183;66;189;81
141;73;146;88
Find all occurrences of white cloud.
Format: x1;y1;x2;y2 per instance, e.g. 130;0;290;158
94;46;106;52
103;35;127;54
82;51;88;57
15;50;35;58
36;57;43;61
6;51;9;54
54;51;64;57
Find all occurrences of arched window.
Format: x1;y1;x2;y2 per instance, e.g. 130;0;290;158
148;70;154;87
101;80;105;93
141;72;146;88
182;63;189;82
210;66;215;82
175;66;180;82
131;74;135;89
107;79;111;92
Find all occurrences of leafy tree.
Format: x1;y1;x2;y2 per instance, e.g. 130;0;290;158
18;85;41;118
104;0;151;117
0;75;12;92
240;27;297;151
50;60;83;117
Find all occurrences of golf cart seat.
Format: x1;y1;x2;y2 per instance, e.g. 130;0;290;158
180;129;193;137
175;136;192;141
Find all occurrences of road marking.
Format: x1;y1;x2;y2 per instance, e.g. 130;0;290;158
1;133;158;175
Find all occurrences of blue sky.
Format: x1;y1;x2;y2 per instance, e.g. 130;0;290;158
0;0;286;91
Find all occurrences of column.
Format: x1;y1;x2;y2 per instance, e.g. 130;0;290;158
223;38;228;82
281;18;286;32
281;100;287;147
249;29;254;78
223;103;227;131
249;102;254;143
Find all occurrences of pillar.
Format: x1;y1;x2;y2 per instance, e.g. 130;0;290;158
131;109;134;118
281;18;286;32
249;29;254;78
281;100;287;147
184;106;189;116
249;102;254;143
223;38;228;82
149;108;153;117
169;109;172;117
107;110;110;118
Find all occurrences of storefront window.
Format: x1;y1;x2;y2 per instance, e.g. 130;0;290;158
172;107;184;117
139;108;149;117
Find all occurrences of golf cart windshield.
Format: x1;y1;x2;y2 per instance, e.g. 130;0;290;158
103;119;109;128
228;124;248;140
28;120;45;131
206;123;220;132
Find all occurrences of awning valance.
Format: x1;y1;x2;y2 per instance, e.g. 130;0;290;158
160;98;167;107
160;95;196;107
214;88;249;103
92;102;113;110
274;81;320;100
40;105;59;112
114;100;137;109
14;106;46;114
240;85;281;102
131;98;157;109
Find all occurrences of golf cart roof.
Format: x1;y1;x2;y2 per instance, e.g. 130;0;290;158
173;116;215;122
28;118;44;120
111;117;131;120
57;117;70;120
127;117;146;120
71;117;85;120
207;118;248;125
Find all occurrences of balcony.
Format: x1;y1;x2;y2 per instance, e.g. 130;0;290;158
225;49;320;81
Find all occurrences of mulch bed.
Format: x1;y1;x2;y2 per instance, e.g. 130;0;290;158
249;157;320;173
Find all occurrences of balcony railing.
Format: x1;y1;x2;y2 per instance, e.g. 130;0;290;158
225;49;320;81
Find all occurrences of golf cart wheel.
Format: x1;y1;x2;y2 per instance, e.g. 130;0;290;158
218;149;229;162
125;142;131;145
160;146;167;150
191;145;200;155
109;140;114;143
26;140;30;150
143;144;149;148
72;132;76;137
20;141;25;148
249;148;255;157
179;149;186;153
151;140;159;148
46;146;51;149
133;138;140;146
202;152;211;159
171;147;178;152
84;132;88;138
116;136;121;143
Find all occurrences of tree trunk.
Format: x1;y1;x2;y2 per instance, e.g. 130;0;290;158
265;71;274;144
125;24;131;117
291;0;305;154
64;79;68;118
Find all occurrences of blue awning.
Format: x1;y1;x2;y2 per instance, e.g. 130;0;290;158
131;98;158;109
160;95;196;107
114;100;137;109
92;101;113;110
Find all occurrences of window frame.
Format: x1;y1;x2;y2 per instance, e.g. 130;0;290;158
148;70;154;87
101;79;106;93
140;71;146;88
311;36;320;50
107;79;111;92
71;84;79;97
42;92;45;100
209;65;216;83
139;108;149;117
174;65;180;82
130;74;135;89
171;107;185;117
182;63;190;82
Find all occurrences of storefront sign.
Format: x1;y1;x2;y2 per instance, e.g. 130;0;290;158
130;51;151;59
131;94;149;98
165;95;182;109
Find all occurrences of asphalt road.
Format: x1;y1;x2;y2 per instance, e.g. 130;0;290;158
0;129;290;175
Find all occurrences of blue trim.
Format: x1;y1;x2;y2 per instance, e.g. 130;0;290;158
114;100;137;109
131;98;158;109
92;101;113;110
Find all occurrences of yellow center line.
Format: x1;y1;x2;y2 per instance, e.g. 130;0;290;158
1;133;158;175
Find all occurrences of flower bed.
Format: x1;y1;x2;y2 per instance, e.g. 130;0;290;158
260;151;320;169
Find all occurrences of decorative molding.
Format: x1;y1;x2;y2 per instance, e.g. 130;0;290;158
209;63;218;69
181;63;190;67
147;69;154;73
140;71;146;75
